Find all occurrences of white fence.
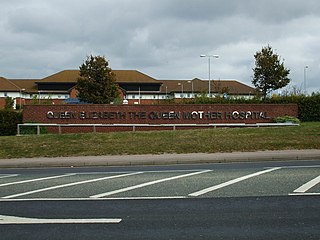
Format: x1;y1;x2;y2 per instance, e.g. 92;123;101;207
17;122;299;135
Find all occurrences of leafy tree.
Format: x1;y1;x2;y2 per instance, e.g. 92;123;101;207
5;97;14;110
252;45;290;98
76;55;119;104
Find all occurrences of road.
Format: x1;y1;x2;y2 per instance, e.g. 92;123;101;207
0;160;319;239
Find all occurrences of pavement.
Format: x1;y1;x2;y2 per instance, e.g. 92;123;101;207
0;149;320;168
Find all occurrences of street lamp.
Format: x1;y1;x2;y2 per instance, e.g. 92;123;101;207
165;86;168;99
200;54;219;97
38;90;41;104
19;88;25;109
304;66;309;95
178;83;184;98
187;80;194;97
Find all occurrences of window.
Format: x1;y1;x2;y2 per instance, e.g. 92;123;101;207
4;92;7;97
132;95;135;99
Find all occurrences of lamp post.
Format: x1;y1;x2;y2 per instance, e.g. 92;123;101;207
138;86;141;104
178;83;184;98
187;80;194;97
304;66;308;95
38;91;41;104
200;54;219;97
165;86;168;99
19;88;25;109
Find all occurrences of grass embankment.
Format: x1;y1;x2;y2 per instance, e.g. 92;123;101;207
0;122;319;159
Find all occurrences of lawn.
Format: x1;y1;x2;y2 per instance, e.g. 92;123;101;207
0;122;319;159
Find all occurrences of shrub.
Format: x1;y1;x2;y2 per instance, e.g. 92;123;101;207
183;92;320;122
0;110;22;136
273;116;300;124
297;93;320;122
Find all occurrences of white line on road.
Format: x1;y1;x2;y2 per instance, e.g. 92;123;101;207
0;174;19;180
2;172;143;199
289;193;320;196
0;196;187;201
0;215;121;224
293;175;320;193
189;167;281;197
282;165;320;169
91;170;212;198
0;174;76;187
73;169;209;174
100;196;187;200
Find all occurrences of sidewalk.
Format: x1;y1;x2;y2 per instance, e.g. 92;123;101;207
0;150;320;168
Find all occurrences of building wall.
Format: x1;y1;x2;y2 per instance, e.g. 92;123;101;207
22;104;298;133
0;92;70;109
0;98;5;109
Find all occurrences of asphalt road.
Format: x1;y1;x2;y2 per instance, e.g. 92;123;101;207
0;160;319;239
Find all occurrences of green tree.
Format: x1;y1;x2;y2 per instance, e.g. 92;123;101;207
76;55;119;104
252;45;290;98
4;97;14;110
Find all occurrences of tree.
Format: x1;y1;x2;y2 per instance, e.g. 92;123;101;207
252;45;290;98
4;97;14;110
76;55;119;104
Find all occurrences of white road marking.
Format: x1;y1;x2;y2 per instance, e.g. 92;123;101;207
293;175;320;193
282;165;320;169
0;174;19;180
73;169;208;175
100;196;187;200
2;172;143;199
0;215;121;224
189;167;281;197
91;170;212;198
289;193;320;196
0;174;76;187
0;196;187;201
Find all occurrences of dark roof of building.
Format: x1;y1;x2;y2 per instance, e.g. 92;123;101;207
0;77;21;91
1;71;257;95
8;79;39;93
40;70;160;84
159;78;256;95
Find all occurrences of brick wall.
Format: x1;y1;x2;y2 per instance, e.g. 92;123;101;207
22;104;298;133
0;98;5;109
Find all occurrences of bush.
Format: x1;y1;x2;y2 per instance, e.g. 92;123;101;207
0;110;22;136
273;116;300;124
183;92;320;122
298;93;320;122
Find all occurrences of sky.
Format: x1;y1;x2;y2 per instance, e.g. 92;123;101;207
0;0;319;94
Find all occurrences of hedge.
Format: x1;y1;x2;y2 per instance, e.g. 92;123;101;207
264;94;320;121
297;94;320;122
183;92;320;122
0;110;22;136
0;93;319;136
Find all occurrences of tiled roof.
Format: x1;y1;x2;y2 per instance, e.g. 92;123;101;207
1;70;256;95
40;70;160;84
0;77;20;91
9;79;39;93
114;70;159;84
159;78;256;95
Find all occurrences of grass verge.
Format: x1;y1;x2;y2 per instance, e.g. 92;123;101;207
0;122;319;159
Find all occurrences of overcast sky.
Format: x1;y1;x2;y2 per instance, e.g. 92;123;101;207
0;0;319;93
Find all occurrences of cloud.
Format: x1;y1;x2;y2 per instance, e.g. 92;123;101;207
0;0;319;93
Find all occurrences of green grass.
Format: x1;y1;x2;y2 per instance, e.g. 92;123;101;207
0;122;319;159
